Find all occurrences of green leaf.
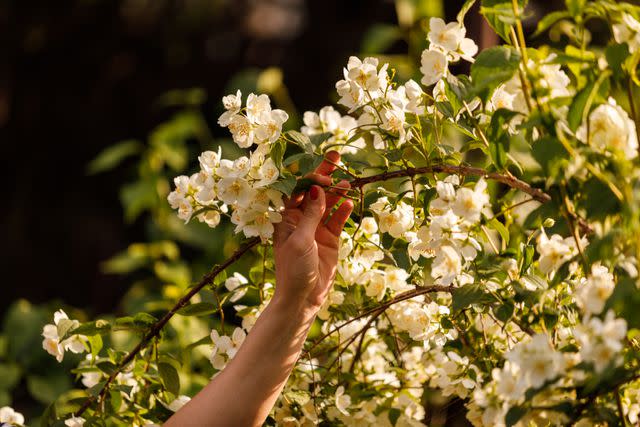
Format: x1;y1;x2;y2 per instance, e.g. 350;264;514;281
451;284;498;312
470;46;521;103
606;43;630;79
531;136;569;177
488;217;510;246
87;140;142;175
158;362;181;396
270;138;286;170
457;0;477;23
567;81;595;132
580;177;621;220
287;130;314;154
361;24;401;54
56;319;77;341
505;405;527;427
565;0;586;17
297;154;324;176
309;132;334;147
532;11;571;37
63;319;111;339
494;300;515;322
489;135;509;170
97;361;117;375
270;174;297;197
480;0;528;42
176;302;219;317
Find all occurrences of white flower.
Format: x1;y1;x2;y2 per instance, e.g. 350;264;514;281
575;264;615;315
218;90;242;126
225;272;249;303
210;327;246;370
335;386;352;415
363;270;387;301
301;106;364;154
81;371;102;388
346;56;387;92
360;217;378;235
254;109;289;144
64;417;86;427
420;49;448;86
428;18;464;52
575;310;627;373
198;148;221;175
613;13;640;52
42;309;87;363
492;362;527;403
431;245;462;285
0;406;25;426
245;93;272;122
161;395;192;412
371;198;414;238
577;97;638;159
536;231;584;274
452;179;490;223
227;114;255;148
253;158;280;187
505;334;564;388
386;267;411;292
404;79;425;115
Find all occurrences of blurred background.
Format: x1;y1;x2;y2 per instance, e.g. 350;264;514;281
0;0;593;423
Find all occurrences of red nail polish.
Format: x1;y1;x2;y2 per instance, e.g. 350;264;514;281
310;185;319;200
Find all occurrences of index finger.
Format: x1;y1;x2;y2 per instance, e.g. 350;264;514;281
313;151;341;177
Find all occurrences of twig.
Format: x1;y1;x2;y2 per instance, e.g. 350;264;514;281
349;164;551;203
74;237;261;417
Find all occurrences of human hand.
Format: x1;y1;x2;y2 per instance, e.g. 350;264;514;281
273;151;353;311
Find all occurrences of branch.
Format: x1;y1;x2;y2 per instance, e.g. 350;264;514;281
74;237;261;417
302;285;453;359
349;165;552;203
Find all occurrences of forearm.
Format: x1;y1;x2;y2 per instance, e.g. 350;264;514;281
164;296;317;427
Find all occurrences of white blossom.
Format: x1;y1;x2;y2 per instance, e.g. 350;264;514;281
0;407;25;426
577;97;638;159
575;264;615;315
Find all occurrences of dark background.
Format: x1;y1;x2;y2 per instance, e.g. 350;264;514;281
1;0;558;317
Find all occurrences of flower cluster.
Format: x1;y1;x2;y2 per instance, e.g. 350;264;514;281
41;309;87;363
301;106;364;154
408;177;490;285
420;17;478;86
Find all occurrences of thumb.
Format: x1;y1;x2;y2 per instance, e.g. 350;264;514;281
297;185;326;237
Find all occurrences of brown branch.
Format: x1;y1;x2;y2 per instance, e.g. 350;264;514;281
349;165;552;204
74;237;261;417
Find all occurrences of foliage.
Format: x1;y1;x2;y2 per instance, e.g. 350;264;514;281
5;0;640;426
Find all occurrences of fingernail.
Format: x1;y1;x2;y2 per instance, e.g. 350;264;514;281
310;185;319;200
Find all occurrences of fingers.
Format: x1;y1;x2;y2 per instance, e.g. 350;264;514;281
296;185;326;238
326;199;354;236
313;151;341;177
287;151;341;209
284;192;305;209
323;179;350;221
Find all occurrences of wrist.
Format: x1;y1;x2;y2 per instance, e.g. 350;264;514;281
270;292;321;319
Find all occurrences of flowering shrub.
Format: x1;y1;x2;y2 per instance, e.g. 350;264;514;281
19;0;640;426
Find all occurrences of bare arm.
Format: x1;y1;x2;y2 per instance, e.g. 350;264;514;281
164;152;353;427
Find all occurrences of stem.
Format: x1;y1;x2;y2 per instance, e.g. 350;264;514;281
349;164;551;203
74;237;261;417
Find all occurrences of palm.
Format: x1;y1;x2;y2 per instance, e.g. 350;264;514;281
273;152;353;308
